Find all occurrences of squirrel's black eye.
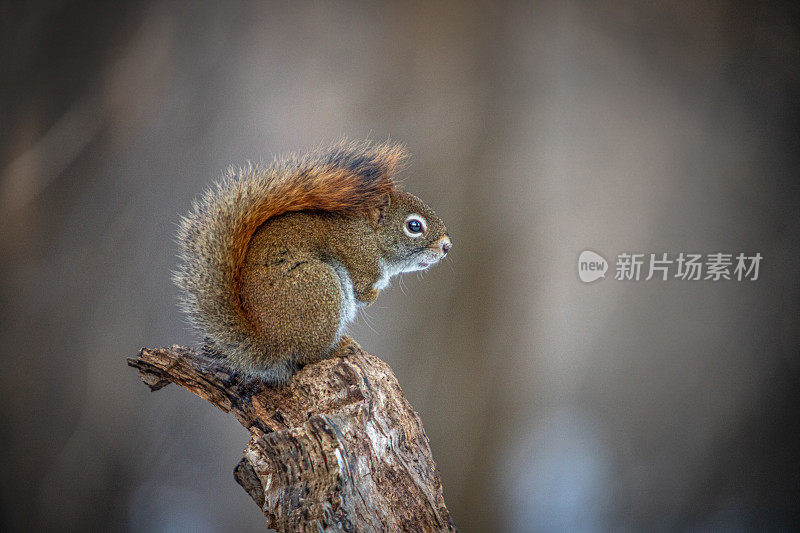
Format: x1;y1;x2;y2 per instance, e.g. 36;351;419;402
403;214;427;237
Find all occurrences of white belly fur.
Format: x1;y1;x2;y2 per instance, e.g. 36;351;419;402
330;260;398;338
329;260;358;338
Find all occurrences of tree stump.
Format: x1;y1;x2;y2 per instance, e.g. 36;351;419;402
127;344;456;532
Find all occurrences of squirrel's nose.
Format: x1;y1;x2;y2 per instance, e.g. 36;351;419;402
440;236;452;255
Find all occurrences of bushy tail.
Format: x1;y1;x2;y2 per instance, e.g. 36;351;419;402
173;140;405;369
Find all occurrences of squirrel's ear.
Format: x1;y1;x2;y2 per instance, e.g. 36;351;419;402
368;194;391;228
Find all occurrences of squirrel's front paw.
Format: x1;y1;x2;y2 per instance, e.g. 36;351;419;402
332;336;363;358
356;288;379;305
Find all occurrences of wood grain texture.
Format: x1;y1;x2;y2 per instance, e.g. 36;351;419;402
127;345;456;532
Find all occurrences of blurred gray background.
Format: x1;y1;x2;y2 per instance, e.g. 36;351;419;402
2;1;799;531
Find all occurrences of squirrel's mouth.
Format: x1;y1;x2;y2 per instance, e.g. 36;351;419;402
399;253;440;273
398;241;448;273
414;250;444;269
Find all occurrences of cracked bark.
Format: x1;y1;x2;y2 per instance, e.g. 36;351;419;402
127;345;456;532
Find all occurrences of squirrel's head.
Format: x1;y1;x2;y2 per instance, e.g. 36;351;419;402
372;189;451;274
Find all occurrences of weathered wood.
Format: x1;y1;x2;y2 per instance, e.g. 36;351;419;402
127;344;456;532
